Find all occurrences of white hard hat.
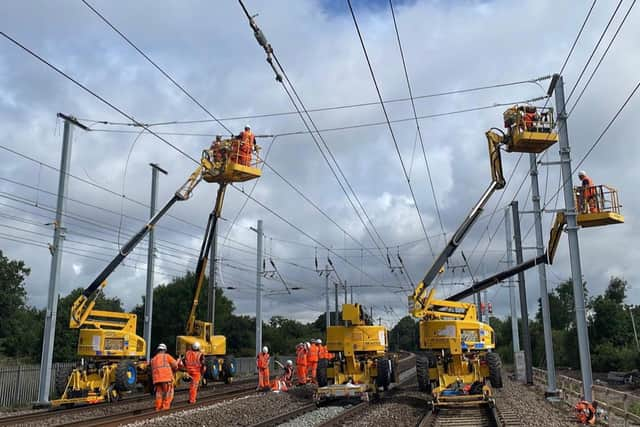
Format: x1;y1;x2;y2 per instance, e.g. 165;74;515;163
305;342;310;349
192;341;201;351
287;360;293;366
578;170;587;177
244;124;250;129
262;346;269;353
316;339;322;344
157;343;167;351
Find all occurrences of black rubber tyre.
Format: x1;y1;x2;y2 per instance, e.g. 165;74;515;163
222;356;236;384
376;358;392;391
416;352;430;392
115;360;137;392
317;359;328;387
54;366;73;398
486;352;503;388
205;356;218;381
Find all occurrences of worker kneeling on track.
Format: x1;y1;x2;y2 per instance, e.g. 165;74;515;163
151;343;179;411
575;400;597;425
271;360;294;392
182;341;206;404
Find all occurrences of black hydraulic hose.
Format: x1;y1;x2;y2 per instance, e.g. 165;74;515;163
447;252;549;302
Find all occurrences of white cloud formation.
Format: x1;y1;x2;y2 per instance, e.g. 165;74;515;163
0;0;639;332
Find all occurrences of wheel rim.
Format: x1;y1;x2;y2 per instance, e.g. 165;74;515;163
127;365;137;384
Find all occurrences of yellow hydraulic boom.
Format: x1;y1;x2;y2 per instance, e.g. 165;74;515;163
54;161;210;407
408;115;558;408
175;139;261;385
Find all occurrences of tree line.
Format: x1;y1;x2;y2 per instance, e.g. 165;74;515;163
388;276;640;373
0;250;330;363
2;249;639;373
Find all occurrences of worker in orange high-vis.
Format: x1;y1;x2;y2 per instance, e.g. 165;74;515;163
578;170;598;213
318;339;332;361
150;343;179;411
256;346;270;391
183;341;206;404
307;339;319;384
236;125;255;166
295;343;307;385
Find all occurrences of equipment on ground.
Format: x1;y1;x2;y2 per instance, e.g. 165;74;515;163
175;138;261;386
314;303;399;403
408;112;558;408
52;138;260;406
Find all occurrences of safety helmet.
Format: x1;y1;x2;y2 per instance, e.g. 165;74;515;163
578;170;587;178
316;339;322;344
192;341;201;351
287;360;293;366
244;124;250;130
305;342;311;349
262;346;269;353
157;343;167;351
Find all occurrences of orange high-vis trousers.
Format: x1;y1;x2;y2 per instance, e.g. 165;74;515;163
308;362;317;383
258;368;270;389
188;371;201;403
154;382;174;411
296;364;307;385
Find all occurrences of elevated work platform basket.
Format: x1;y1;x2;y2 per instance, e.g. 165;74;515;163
574;184;624;228
201;145;262;184
503;105;558;153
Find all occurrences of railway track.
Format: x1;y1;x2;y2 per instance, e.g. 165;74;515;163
0;377;255;427
248;353;417;427
59;383;257;427
416;402;523;427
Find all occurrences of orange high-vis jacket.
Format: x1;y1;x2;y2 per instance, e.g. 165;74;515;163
241;130;255;146
151;352;178;384
296;347;307;366
257;352;270;369
184;350;204;373
319;345;333;360
308;343;319;363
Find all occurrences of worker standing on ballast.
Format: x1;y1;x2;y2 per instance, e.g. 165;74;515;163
183;341;206;404
578;170;598;213
257;346;270;391
295;343;307;385
150;343;179;411
307;339;319;384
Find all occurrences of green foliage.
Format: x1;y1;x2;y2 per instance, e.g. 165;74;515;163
388;316;419;351
2;306;44;360
0;250;31;338
591;342;637;372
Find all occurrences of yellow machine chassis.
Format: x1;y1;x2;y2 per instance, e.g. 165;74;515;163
316;304;398;402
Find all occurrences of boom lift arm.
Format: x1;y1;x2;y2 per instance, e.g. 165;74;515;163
409;130;506;319
70;164;205;330
446;212;566;302
185;183;227;336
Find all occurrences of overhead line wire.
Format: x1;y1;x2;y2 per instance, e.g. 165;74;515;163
80;0;233;136
346;0;434;255
79;76;549;127
389;0;446;246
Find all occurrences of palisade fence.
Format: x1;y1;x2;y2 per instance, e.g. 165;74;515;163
533;367;640;426
0;356;293;408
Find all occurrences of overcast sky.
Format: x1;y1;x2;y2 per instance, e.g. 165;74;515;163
1;0;639;331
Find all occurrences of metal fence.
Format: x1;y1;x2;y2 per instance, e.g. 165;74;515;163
533;367;640;426
0;362;74;408
0;356;294;408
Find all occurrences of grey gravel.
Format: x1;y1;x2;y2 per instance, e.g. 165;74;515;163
494;375;576;427
278;405;346;427
125;388;314;427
